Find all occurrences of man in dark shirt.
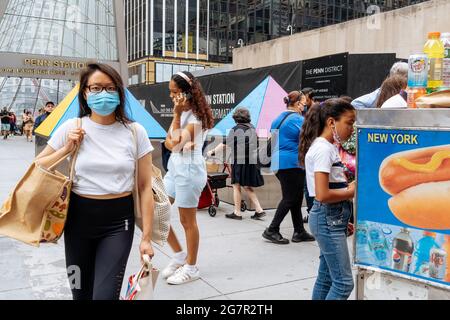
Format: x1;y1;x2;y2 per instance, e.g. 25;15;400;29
33;101;55;133
1;107;11;139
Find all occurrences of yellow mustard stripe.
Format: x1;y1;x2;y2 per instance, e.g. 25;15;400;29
35;84;79;137
395;150;450;173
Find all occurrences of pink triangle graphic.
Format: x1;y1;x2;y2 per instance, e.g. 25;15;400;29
256;77;289;138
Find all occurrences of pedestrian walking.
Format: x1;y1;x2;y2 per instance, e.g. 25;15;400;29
23;111;34;142
1;107;11;140
262;91;315;244
208;107;266;220
33;101;55;133
162;71;214;285
35;63;155;300
299;98;356;300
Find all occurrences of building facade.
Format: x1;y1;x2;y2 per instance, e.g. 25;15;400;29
0;0;128;115
126;0;427;85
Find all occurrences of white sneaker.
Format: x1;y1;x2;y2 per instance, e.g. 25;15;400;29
161;260;184;279
166;265;200;285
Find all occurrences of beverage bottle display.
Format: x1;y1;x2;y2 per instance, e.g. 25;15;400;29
368;224;389;267
424;32;444;88
429;248;447;280
407;54;428;88
356;221;373;264
412;231;438;275
443;235;450;282
441;33;450;88
391;228;415;272
406;87;427;108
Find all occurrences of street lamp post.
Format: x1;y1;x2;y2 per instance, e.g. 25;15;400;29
237;38;244;47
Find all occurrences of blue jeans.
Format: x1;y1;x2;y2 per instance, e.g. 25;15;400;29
309;200;354;300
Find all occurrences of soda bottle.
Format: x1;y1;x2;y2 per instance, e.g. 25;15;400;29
424;32;445;89
412;231;438;275
406;87;427;108
391;228;415;272
429;248;447;280
443;235;450;282
441;33;450;88
368;224;389;267
356;221;373;264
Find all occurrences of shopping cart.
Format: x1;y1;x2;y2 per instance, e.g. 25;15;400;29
197;156;231;217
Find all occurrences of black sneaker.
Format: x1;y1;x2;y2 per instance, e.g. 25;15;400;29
225;212;243;220
292;231;315;243
251;211;266;220
262;228;289;244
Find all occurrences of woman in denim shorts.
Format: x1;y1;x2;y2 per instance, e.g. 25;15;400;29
162;71;214;285
299;99;356;300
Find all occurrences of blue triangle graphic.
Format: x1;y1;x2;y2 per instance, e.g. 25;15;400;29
125;90;167;139
210;77;269;136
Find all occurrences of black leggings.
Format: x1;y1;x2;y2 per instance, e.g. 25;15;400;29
64;193;135;300
268;168;306;234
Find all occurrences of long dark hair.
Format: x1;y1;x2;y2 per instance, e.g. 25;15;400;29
78;63;130;125
171;71;214;130
376;74;407;108
299;98;355;166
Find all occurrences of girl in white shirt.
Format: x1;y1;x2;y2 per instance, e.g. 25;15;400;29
299;99;356;300
35;63;155;300
162;71;214;285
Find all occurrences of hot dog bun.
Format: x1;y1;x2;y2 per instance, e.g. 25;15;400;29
388;181;450;230
379;145;450;195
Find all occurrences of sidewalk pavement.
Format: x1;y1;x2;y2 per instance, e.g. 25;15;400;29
0;136;356;300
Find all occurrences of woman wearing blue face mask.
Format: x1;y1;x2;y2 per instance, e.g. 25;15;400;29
35;63;155;300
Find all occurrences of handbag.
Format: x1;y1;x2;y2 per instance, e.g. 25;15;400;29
123;254;159;300
0;118;81;246
258;112;296;168
131;123;171;246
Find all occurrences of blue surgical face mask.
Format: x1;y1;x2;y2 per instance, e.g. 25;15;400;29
87;91;120;116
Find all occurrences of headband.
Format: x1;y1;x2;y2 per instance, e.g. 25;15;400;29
176;72;192;86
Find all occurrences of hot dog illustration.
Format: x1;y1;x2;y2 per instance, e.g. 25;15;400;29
379;145;450;230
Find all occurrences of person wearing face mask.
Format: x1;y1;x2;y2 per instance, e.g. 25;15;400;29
262;91;315;245
161;71;214;285
35;63;155;300
299;99;356;300
300;87;316;115
33;101;55;133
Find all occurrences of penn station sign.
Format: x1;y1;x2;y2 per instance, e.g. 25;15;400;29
0;52;121;81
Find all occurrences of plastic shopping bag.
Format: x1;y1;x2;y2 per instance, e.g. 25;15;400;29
122;255;159;300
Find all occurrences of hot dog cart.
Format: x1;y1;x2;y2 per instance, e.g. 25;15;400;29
354;108;450;300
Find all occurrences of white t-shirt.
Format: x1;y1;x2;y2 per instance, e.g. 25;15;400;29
169;110;207;153
381;94;407;109
305;137;348;197
48;117;153;195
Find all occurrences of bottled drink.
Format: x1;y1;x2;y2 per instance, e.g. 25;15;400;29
407;54;428;88
441;33;450;88
356;221;373;264
429;248;447;280
406;87;427;108
368;224;389;267
443;235;450;282
391;228;414;272
424;32;444;89
412;231;438;275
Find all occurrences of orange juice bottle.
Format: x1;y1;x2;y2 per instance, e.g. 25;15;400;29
424;32;445;88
